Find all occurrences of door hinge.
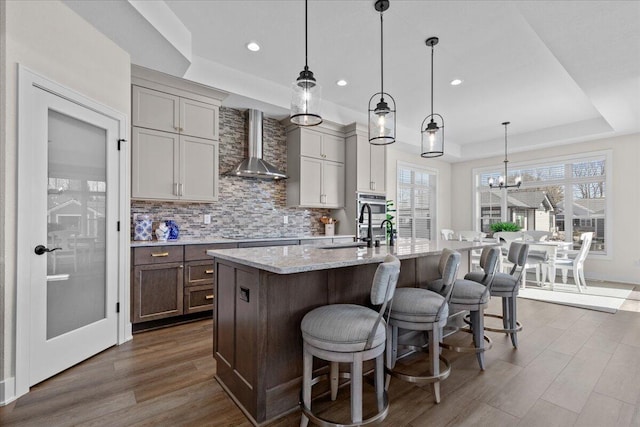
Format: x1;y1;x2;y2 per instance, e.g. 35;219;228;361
117;138;127;151
116;302;120;313
117;221;120;232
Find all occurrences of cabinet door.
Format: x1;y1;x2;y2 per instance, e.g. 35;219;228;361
369;144;386;193
322;134;345;163
180;98;219;140
132;86;179;134
299;156;323;207
356;135;372;193
323;161;345;208
132;262;184;323
179;135;219;202
299;128;323;159
131;127;180;200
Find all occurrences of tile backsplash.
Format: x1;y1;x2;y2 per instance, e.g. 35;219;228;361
131;107;332;239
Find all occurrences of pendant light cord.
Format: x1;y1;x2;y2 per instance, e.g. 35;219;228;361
304;0;308;70
430;44;434;116
380;11;384;98
504;123;509;178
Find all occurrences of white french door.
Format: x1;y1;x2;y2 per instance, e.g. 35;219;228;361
19;78;121;387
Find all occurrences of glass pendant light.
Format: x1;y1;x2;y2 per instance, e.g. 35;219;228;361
420;37;445;158
290;0;322;126
368;0;396;145
488;121;522;189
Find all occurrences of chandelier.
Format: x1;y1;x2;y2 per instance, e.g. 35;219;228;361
489;121;522;189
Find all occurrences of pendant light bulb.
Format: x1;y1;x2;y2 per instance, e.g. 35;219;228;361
290;0;322;126
368;0;396;145
421;37;445;158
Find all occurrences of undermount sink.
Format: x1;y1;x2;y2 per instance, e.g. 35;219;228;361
319;242;368;250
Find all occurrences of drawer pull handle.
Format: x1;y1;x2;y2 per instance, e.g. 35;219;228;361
205;295;214;300
205;269;214;274
151;252;169;257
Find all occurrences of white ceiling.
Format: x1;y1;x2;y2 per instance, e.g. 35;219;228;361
64;0;640;162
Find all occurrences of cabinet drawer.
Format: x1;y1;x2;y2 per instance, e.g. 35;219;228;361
133;246;183;265
184;243;238;261
184;284;214;314
185;261;214;286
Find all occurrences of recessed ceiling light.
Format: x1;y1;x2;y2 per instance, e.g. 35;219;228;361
336;79;348;87
246;42;260;52
450;78;463;86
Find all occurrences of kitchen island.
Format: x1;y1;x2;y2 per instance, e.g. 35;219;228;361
207;239;494;426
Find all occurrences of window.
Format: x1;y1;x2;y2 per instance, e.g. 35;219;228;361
397;162;437;239
474;152;610;255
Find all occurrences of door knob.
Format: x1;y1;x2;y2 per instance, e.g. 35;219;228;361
34;245;62;255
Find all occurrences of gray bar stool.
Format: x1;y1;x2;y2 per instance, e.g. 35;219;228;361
437;246;501;370
466;242;529;348
385;249;460;403
300;255;400;427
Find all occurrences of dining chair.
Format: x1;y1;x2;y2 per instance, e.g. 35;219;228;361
440;229;455;241
48;230;78;274
300;255;400;427
494;231;541;287
543;232;593;292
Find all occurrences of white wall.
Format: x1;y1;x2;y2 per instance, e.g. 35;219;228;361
451;133;640;284
386;145;453;239
1;0;130;402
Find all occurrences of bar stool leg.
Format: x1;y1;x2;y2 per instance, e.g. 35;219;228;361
375;354;384;412
428;327;441;403
351;354;363;423
509;296;518;348
300;344;312;427
385;324;398;390
502;298;510;333
472;309;486;370
330;362;339;401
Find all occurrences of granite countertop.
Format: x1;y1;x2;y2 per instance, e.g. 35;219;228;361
130;234;355;247
206;239;497;274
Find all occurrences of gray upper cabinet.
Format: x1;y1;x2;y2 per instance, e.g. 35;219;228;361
286;126;345;208
131;66;226;202
132;85;219;140
345;123;386;195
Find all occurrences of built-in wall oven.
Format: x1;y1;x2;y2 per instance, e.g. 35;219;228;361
356;193;387;244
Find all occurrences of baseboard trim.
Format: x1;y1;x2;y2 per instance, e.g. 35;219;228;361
0;376;16;406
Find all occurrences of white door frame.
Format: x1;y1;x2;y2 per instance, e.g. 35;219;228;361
15;65;131;399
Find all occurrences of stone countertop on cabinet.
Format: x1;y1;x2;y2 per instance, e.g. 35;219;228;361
130;235;356;248
206;239;498;274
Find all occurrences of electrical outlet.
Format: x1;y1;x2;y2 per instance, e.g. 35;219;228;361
283;215;288;224
132;213;138;221
204;214;211;224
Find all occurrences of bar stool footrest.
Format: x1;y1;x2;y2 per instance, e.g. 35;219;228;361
385;354;451;385
440;328;493;354
463;313;523;334
300;372;389;427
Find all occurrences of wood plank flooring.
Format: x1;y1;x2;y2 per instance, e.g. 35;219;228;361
2;282;640;426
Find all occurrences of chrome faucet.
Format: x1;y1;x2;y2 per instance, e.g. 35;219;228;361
358;203;373;248
380;219;395;246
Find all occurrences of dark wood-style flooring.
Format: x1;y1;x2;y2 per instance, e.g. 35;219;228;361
2;282;640;426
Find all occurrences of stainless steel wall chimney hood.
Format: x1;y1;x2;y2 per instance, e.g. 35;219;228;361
228;109;288;180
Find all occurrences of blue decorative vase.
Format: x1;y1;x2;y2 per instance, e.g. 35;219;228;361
166;220;179;240
134;216;153;241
